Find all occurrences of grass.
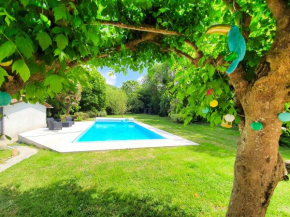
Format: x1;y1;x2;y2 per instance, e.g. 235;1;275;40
0;149;12;164
0;114;289;216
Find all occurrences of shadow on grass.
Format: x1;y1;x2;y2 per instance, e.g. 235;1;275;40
0;179;190;217
185;143;236;159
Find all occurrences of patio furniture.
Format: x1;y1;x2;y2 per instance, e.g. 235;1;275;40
62;121;73;127
66;117;75;125
47;120;62;130
46;117;61;127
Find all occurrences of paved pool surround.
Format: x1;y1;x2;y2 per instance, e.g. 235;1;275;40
18;118;198;153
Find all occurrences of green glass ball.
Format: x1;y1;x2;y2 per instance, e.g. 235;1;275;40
0;92;12;106
251;121;263;131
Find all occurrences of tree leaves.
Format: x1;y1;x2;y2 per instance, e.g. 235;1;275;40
20;0;29;7
0;41;15;63
15;36;34;58
12;59;30;82
44;74;63;93
55;34;68;50
53;4;67;21
0;67;8;86
36;32;52;51
88;29;99;46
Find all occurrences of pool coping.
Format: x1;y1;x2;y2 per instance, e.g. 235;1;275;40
18;119;198;153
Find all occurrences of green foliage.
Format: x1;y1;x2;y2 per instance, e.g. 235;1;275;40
73;112;89;121
106;85;128;115
79;66;107;112
36;32;52;51
0;67;8;86
0;0;279;126
15;36;34;58
55;34;68;50
121;80;144;113
0;41;15;62
12;59;30;82
87;110;107;118
138;63;174;115
169;113;185;124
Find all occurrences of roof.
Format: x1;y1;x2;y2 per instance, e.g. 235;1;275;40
11;98;53;108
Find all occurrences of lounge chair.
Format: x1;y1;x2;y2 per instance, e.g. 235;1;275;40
62;121;73;127
65;117;75;125
47;120;62;130
46;117;61;127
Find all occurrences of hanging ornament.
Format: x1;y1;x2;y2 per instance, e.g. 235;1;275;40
251;121;263;131
221;115;233;128
210;100;218;108
202;107;209;114
278;112;290;122
0;92;12;106
225;114;235;122
206;88;214;95
0;60;13;67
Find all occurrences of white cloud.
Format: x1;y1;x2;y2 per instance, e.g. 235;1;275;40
137;75;145;84
102;71;117;86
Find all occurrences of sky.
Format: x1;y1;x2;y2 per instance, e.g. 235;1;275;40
98;66;147;87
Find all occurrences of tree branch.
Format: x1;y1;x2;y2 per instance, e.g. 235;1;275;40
95;20;203;63
93;20;181;36
67;32;160;69
150;41;199;66
184;40;203;58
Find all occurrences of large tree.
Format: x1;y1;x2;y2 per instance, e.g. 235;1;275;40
0;0;289;216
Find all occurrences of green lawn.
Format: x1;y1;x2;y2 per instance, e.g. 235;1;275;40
0;149;12;164
0;114;289;216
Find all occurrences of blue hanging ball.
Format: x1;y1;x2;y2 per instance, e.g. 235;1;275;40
202;107;209;114
0;92;12;106
278;112;290;122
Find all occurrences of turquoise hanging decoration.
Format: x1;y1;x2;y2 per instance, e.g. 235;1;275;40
202;107;209;114
278;112;290;122
251;121;263;131
226;25;246;74
0;92;12;106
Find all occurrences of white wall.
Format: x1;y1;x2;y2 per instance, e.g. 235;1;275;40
3;102;46;138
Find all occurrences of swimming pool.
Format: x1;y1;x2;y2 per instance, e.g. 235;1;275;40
74;121;165;142
19;118;198;152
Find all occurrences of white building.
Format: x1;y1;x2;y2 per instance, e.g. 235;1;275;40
0;99;52;144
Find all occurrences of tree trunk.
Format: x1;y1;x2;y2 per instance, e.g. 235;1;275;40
66;102;70;116
226;84;286;216
226;2;290;215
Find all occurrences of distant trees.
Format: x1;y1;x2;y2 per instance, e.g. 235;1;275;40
121;80;143;113
79;67;107;112
121;63;174;116
106;85;128;116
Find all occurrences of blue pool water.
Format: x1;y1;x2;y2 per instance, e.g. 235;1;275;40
74;122;165;142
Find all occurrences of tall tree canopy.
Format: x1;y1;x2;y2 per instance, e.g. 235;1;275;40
79;66;107;112
0;0;290;216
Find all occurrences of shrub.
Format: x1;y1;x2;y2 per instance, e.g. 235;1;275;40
86;110;107;118
169;114;185;123
96;110;107;117
60;114;67;122
73;112;89;120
